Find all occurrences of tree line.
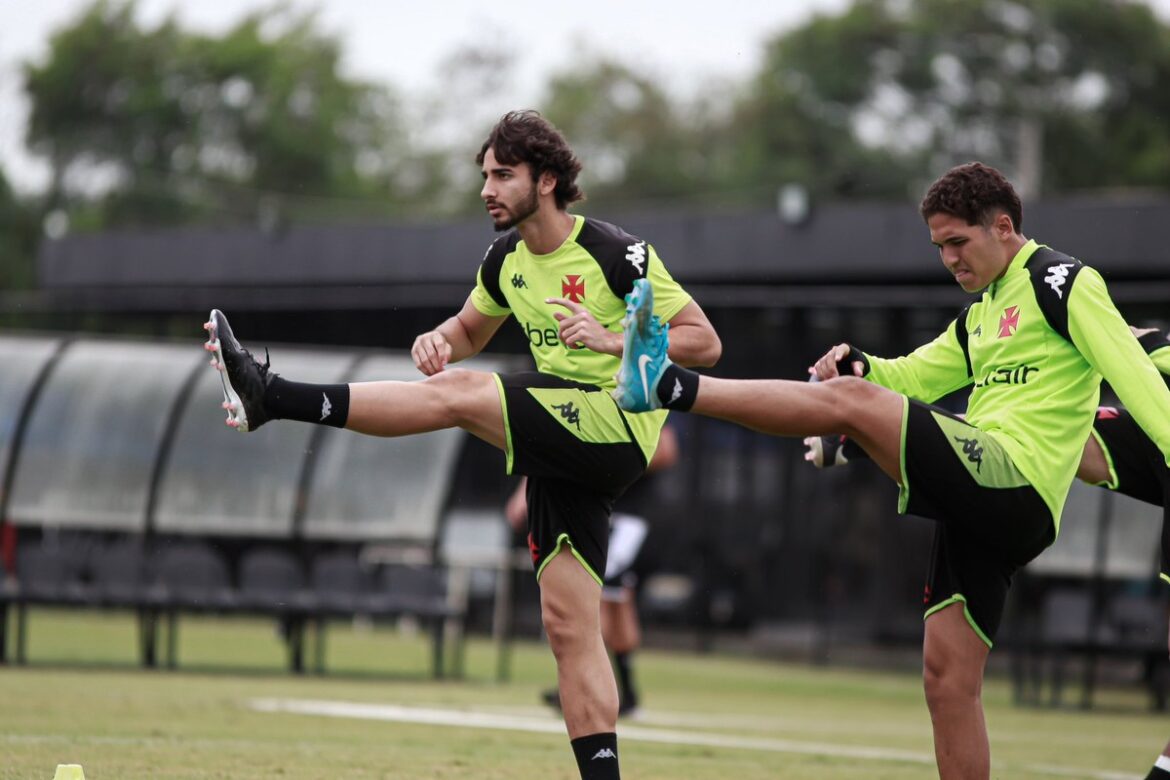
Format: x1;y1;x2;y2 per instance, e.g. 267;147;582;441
2;0;1169;287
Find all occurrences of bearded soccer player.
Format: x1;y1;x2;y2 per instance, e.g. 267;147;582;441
205;110;721;780
613;162;1170;779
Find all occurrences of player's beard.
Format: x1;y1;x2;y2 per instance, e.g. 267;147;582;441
492;185;539;232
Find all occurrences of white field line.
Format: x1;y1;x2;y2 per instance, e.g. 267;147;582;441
249;698;1137;779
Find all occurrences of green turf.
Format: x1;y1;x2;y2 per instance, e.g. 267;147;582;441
0;608;1164;779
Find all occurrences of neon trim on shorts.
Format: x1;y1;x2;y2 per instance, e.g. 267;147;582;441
492;373;514;474
534;533;603;586
1161;572;1169;585
923;593;993;649
896;395;911;514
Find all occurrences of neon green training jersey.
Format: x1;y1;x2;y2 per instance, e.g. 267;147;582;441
469;214;692;461
862;239;1170;532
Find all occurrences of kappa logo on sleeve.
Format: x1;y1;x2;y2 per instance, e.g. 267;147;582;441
1044;263;1076;298
625;241;647;275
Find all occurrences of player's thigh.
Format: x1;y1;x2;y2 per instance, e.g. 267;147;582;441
539;551;603;633
923;600;990;687
830;378;908;483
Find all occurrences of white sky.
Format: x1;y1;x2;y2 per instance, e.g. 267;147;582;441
0;0;852;193
2;0;1169;194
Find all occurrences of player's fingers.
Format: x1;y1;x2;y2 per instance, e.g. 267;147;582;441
417;334;448;374
545;296;585;314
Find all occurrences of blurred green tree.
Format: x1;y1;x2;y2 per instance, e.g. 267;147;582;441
0;168;39;289
744;0;1170;198
22;0;408;229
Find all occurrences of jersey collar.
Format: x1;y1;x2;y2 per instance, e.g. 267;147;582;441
989;238;1040;299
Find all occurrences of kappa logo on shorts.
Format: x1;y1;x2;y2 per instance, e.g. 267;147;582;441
550;401;581;430
953;435;984;472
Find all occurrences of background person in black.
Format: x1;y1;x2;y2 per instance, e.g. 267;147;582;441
507;424;680;719
206;110;720;780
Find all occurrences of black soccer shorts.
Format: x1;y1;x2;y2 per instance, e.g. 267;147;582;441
1090;406;1170;577
495;372;648;583
899;399;1056;646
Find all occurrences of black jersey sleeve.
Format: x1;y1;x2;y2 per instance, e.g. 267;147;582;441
575;218;651;300
477;232;521;311
952;302;975;379
1024;246;1085;343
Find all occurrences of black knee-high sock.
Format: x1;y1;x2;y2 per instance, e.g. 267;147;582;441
613;652;637;706
1145;756;1170;779
655;364;699;410
570;732;620;779
264;376;350;428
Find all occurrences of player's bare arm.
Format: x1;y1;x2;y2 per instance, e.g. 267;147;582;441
548;297;719;367
412;295;509;375
661;300;721;368
547;297;623;355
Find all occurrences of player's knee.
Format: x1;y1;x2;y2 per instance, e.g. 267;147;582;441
422;368;492;417
541;602;591;655
923;648;981;707
823;376;884;427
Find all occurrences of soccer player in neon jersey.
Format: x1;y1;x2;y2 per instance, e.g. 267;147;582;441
809;326;1170;779
206;110;721;779
614;162;1170;779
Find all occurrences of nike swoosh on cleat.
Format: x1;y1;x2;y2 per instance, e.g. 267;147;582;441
637;354;653;404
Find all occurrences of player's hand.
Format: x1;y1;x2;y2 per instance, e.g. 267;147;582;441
810;344;859;381
412;330;452;375
547;297;621;355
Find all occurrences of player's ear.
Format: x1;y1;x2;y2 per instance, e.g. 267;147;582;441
538;170;558;197
994;211;1015;239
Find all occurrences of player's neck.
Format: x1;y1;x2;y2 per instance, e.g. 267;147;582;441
518;209;575;256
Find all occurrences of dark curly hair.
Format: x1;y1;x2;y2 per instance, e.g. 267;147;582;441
919;162;1023;233
476;110;585;209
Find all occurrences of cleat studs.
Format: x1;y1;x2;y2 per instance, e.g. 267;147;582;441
203;321;211;330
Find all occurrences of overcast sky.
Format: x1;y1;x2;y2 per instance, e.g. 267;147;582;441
2;0;1169;194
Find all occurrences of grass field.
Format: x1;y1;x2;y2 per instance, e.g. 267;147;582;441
0;609;1164;779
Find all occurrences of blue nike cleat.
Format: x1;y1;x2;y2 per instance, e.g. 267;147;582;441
613;279;671;412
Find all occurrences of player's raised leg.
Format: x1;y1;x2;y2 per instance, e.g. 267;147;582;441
613;280;906;482
205;309;505;448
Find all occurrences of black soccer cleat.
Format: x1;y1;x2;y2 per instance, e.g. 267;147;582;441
203;309;274;432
